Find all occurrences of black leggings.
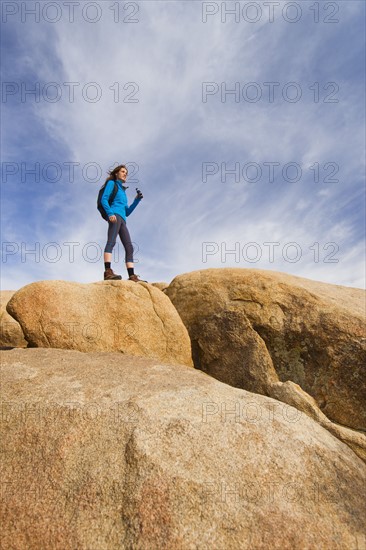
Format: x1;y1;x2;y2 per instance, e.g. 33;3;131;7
104;214;134;263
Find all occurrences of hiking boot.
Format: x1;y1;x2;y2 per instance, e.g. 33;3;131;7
104;268;122;280
128;274;148;283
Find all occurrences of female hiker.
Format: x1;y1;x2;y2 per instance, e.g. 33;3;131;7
101;164;147;282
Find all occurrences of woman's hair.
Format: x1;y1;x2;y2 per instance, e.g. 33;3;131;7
104;164;128;184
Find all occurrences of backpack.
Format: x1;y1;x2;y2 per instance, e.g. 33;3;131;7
97;180;118;220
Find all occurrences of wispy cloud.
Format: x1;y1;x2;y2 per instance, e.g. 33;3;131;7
1;1;365;290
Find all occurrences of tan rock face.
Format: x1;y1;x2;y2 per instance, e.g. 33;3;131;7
165;268;366;432
1;348;365;550
0;291;27;348
6;280;192;367
151;282;169;292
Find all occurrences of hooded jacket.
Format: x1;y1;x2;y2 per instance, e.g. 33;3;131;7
101;178;141;222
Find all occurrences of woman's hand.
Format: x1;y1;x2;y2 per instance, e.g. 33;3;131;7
109;215;117;223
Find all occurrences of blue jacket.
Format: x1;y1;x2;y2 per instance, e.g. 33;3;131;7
101;179;141;222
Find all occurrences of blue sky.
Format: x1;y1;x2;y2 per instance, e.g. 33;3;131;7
1;0;365;289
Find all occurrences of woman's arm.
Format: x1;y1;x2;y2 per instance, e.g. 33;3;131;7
126;196;142;217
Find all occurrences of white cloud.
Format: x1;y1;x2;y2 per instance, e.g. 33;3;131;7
1;1;365;290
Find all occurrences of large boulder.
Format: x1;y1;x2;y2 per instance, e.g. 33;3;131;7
1;347;365;550
0;291;27;348
165;268;366;434
6;280;192;367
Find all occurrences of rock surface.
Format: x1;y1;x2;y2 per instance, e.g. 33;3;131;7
6;280;192;367
1;347;365;550
151;282;169;292
165;268;366;434
0;291;27;348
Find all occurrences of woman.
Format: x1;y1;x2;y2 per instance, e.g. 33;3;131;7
101;164;147;282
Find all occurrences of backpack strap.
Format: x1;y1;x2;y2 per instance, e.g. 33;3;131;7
110;182;118;204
